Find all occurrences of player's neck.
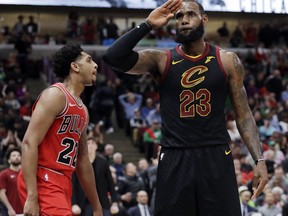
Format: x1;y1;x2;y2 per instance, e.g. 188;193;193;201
63;79;84;98
180;40;206;56
10;164;21;172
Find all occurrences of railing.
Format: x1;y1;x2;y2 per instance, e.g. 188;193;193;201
0;43;256;60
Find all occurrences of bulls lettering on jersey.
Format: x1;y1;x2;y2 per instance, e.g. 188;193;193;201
58;114;85;136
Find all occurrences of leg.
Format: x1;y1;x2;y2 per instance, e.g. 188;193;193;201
144;141;154;162
103;105;114;129
154;148;197;216
37;168;73;216
82;204;93;216
18;169;73;216
154;145;241;216
195;145;241;216
102;208;112;216
1;205;8;216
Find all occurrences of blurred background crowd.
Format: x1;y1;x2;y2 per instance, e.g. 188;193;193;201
0;3;287;216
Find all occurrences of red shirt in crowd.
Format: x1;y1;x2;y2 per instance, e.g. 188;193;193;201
0;168;23;213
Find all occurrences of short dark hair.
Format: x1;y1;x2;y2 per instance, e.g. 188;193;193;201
51;43;83;79
6;147;21;161
183;0;205;15
87;136;98;146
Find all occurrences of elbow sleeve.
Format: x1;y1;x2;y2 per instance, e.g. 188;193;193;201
103;21;151;72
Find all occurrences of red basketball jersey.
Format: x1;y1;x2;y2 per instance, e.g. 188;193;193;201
35;83;87;178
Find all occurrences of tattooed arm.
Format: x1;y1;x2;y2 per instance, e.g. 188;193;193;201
221;49;268;199
125;49;167;84
223;50;261;161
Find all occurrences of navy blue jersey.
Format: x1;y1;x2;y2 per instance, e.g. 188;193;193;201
158;43;231;148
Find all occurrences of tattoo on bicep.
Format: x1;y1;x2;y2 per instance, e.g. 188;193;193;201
232;53;244;77
229;54;249;116
138;51;161;80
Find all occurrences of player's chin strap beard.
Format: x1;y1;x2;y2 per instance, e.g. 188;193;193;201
175;22;205;44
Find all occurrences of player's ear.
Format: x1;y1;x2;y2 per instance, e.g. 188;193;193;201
71;62;80;72
202;14;208;25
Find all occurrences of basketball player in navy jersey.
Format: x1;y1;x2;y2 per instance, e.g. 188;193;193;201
17;43;102;216
103;0;268;215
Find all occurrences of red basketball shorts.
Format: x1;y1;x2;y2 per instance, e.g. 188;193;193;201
17;167;73;216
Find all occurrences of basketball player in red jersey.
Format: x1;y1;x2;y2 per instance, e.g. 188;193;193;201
17;43;102;216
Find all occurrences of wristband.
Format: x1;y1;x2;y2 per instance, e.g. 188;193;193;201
255;158;265;165
138;21;152;32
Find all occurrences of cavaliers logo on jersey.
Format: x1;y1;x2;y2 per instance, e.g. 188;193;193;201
181;65;208;88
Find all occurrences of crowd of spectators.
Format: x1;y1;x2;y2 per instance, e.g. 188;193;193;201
1;13;288;49
0;12;288;216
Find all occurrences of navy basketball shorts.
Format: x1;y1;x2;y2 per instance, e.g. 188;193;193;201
154;144;241;216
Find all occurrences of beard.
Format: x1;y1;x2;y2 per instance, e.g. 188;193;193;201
175;22;204;44
11;161;21;166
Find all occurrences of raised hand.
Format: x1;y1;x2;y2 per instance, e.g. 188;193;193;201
146;0;183;29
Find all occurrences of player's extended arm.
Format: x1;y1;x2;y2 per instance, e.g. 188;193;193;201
75;115;102;216
222;50;268;198
103;0;182;74
21;88;66;215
